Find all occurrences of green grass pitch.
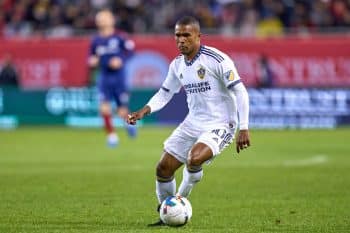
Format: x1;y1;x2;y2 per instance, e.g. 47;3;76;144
0;127;349;233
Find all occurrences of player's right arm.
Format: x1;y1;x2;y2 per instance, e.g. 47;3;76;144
127;60;182;125
88;37;100;68
127;87;176;125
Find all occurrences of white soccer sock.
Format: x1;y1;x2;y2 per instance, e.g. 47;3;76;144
178;166;203;198
156;178;176;204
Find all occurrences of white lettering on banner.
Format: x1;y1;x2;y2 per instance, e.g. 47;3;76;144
229;53;350;86
341;57;350;71
46;87;98;115
306;58;336;84
272;57;350;86
289;59;304;85
250;116;337;129
17;59;67;88
249;89;350;115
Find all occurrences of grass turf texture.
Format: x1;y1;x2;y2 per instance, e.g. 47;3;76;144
0;127;349;233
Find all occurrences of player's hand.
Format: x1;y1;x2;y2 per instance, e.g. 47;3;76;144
126;106;151;125
88;56;99;68
127;112;141;125
109;57;123;69
236;129;250;153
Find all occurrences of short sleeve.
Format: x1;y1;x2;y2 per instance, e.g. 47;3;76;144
161;60;182;94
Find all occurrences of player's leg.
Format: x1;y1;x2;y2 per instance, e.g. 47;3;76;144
98;80;119;147
177;143;210;197
149;126;196;226
116;106;137;138
155;151;183;204
100;101;119;146
148;151;183;227
115;91;137;138
178;128;234;198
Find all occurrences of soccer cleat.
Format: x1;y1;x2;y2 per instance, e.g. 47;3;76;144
107;133;119;147
126;125;137;138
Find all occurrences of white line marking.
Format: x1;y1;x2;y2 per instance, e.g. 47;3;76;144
216;155;329;168
283;155;328;167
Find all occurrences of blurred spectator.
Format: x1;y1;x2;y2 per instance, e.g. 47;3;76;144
256;0;284;37
239;9;258;37
310;0;333;28
330;0;350;27
0;0;350;37
256;54;274;88
0;54;19;87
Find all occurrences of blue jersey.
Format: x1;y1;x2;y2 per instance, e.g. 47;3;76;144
90;32;134;81
89;32;134;105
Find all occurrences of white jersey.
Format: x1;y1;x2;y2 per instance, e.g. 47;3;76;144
162;45;242;133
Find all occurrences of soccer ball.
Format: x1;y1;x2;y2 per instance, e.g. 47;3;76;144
160;195;192;226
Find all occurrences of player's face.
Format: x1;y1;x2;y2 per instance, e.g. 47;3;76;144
175;24;200;59
95;11;115;30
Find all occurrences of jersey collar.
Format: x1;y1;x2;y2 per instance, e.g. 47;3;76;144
184;45;203;66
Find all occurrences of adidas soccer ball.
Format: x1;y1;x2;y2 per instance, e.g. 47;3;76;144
160;195;192;226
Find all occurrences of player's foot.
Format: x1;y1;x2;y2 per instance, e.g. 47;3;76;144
126;125;137;138
107;133;119;147
147;219;165;227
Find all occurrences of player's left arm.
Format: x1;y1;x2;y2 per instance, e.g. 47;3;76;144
217;52;250;153
229;82;250;153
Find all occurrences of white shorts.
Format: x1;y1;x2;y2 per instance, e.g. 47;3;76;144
163;125;235;164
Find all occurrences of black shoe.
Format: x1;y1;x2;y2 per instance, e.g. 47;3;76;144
147;219;165;227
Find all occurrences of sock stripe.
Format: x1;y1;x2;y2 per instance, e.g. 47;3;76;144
157;176;174;183
187;167;203;173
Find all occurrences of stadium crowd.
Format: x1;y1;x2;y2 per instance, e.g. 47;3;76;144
1;0;350;38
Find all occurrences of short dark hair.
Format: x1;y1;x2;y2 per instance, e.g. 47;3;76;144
175;16;200;30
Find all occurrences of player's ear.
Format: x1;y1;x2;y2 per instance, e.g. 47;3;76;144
197;33;201;42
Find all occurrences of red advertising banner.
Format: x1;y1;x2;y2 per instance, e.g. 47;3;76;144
1;35;350;89
0;38;90;89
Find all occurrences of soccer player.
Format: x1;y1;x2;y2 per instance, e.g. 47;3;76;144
127;16;250;225
89;9;137;147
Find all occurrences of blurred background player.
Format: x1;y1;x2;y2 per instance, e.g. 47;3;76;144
88;9;137;147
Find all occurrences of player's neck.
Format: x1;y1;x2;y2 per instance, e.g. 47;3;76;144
185;45;201;62
100;28;114;37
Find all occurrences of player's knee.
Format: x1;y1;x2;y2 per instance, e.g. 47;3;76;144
156;162;173;178
100;103;111;115
187;152;203;168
